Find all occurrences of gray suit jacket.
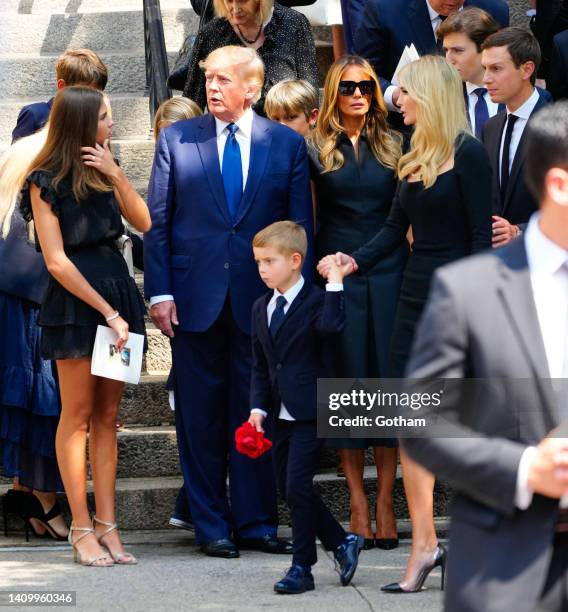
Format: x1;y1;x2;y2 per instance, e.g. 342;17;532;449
403;236;561;612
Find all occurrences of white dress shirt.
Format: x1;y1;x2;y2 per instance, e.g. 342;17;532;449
499;88;540;182
384;1;462;112
149;108;254;307
465;81;500;135
251;276;344;421
515;214;568;509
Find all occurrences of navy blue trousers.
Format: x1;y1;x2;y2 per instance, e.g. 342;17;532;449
272;419;346;567
171;298;278;545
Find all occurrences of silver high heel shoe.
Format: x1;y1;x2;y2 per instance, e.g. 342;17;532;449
68;525;114;567
94;516;137;565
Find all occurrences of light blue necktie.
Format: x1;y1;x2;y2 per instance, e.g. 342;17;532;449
221;123;242;221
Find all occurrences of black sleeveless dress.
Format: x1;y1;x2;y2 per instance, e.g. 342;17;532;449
20;170;147;360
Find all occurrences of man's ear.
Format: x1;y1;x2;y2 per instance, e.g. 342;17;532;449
521;60;536;82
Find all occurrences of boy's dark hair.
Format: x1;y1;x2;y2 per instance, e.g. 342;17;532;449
481;27;541;86
524;102;568;202
437;7;500;52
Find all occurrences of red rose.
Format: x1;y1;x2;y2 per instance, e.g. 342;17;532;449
235;421;272;459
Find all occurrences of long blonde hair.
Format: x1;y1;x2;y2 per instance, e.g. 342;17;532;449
397;56;470;188
312;56;402;173
0;127;48;239
28;86;113;201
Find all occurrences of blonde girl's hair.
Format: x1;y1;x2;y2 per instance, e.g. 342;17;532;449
312;55;402;173
153;97;202;140
397;55;471;188
27;86;114;202
0;127;48;239
213;0;274;25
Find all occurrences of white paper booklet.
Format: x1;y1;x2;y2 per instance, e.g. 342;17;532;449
91;325;144;384
391;44;420;86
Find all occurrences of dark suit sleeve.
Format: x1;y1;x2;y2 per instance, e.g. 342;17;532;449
402;268;527;517
354;0;393;91
548;34;568;100
143;130;175;298
250;306;273;413
455;136;492;254
182;30;208;110
315;290;345;336
349;183;409;273
12;105;40;142
289;138;315;281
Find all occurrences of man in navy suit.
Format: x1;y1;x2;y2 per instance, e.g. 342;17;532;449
481;28;552;246
144;46;314;558
354;0;509;113
248;221;363;594
548;29;568;100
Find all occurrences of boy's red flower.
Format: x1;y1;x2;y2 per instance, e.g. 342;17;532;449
235;421;272;459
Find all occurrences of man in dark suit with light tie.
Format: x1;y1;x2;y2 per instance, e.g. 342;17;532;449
402;102;568;612
353;0;509;114
481;28;551;247
144;45;313;559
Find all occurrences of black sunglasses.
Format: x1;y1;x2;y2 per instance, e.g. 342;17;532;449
338;80;375;96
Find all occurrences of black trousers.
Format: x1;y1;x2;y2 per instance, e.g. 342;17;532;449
535;533;568;611
272;418;346;567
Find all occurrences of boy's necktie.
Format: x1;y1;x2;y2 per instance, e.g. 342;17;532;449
222;123;242;221
270;296;287;338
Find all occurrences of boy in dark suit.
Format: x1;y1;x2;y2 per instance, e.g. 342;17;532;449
248;221;363;595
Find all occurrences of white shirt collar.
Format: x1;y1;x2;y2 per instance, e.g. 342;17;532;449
271;275;305;307
525;213;568;277
426;0;461;22
426;0;440;22
466;81;486;95
215;106;254;139
507;87;540;120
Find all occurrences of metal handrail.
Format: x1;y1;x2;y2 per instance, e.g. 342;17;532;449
143;0;171;122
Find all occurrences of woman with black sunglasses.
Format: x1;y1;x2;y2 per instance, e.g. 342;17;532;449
309;55;408;550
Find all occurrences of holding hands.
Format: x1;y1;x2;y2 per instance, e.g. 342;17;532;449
317;252;358;281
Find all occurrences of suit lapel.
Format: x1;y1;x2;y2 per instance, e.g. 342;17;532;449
496;239;558;421
235;113;272;225
272;282;310;342
408;0;437;54
488;112;507;213
504;96;547;213
196;114;231;225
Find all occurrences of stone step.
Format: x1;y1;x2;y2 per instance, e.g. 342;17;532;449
1;0;189;14
1;469;453;532
117;426;179;478
0;44;331;107
0;94;152;143
0;52;175;98
0;9;198;56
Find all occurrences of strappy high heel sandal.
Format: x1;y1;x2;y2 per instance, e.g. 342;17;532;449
94;517;137;565
68;525;114;567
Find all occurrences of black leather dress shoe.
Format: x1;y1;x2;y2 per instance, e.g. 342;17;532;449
274;565;315;594
334;533;364;586
235;534;293;554
200;538;240;558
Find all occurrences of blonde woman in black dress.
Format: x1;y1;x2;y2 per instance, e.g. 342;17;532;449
21;86;151;566
319;56;492;593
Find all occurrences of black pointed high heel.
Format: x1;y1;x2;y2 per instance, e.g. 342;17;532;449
2;490;34;541
381;544;447;593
